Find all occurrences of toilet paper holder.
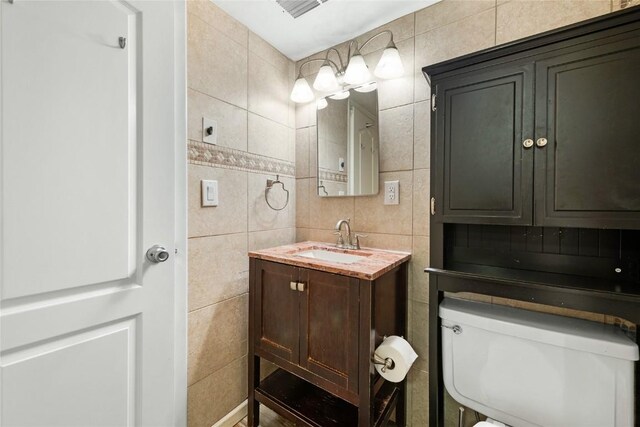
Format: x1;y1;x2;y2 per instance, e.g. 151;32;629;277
371;353;395;373
371;335;397;373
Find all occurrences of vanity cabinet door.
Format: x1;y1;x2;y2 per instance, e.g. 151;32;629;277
298;268;360;397
254;261;300;364
534;34;640;228
435;62;534;225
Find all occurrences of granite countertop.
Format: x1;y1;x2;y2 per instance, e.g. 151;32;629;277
248;241;411;281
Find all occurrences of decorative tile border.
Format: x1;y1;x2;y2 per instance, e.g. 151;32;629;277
188;140;295;177
319;168;348;183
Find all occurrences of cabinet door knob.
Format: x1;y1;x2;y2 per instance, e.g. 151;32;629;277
522;139;534;149
290;281;298;291
297;282;306;292
536;137;548;147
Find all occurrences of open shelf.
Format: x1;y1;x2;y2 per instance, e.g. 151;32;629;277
427;264;640;323
435;262;640;297
256;369;399;427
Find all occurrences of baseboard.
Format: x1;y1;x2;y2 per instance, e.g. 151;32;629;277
212;400;248;427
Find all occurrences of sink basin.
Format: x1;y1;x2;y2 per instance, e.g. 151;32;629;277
295;249;366;265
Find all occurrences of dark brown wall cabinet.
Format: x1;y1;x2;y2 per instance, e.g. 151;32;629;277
424;8;640;427
431;15;640;228
248;258;408;427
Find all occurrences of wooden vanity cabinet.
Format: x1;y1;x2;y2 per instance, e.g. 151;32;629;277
249;257;408;427
429;11;640;229
254;261;360;401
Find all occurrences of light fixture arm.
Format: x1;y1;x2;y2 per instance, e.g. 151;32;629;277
296;57;341;78
358;29;395;53
346;39;359;61
324;48;346;73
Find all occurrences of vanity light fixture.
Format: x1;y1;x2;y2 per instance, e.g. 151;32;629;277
290;73;315;103
374;39;404;79
290;29;403;104
313;61;340;92
343;51;372;85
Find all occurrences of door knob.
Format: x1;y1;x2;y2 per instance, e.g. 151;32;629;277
146;245;170;263
536;137;548;147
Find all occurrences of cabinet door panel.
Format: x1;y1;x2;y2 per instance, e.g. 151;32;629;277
255;261;299;363
437;63;534;224
535;35;640;228
299;269;359;395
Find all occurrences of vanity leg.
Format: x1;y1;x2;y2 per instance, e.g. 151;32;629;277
248;259;260;427
247;355;260;427
358;282;373;427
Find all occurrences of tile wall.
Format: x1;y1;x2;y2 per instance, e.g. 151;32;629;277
294;0;624;424
186;1;296;425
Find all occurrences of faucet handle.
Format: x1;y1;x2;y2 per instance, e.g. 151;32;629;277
354;233;368;250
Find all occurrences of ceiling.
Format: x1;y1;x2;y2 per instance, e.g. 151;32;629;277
212;0;441;61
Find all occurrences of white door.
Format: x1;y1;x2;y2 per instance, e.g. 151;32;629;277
0;1;186;426
351;104;378;195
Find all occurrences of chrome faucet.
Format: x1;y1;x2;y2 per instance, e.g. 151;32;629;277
334;218;352;248
334;218;366;250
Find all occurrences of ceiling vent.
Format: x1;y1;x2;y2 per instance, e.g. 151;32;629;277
276;0;328;19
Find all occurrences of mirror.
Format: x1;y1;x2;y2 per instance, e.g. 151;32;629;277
316;89;379;197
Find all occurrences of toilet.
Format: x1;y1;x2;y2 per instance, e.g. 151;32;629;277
439;298;639;427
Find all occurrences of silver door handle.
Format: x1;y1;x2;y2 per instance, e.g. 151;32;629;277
146;245;169;263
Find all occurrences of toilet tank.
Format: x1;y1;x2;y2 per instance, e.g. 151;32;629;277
440;298;638;427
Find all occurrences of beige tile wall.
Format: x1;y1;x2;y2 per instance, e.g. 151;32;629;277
187;1;296;426
294;0;620;424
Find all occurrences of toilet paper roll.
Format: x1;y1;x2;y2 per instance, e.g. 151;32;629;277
374;335;418;383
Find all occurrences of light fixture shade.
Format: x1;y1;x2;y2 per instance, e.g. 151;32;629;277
355;82;377;93
290;77;314;103
313;64;339;92
329;90;350;100
374;46;404;79
344;54;372;85
316;98;328;110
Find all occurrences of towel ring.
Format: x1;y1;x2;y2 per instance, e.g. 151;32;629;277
265;175;289;211
318;180;329;196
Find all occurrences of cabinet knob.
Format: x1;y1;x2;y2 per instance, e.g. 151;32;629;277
290;281;298;291
297;282;306;292
536;137;548;147
522;139;534;149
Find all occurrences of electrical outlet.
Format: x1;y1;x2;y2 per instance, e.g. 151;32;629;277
202;117;217;145
384;180;399;205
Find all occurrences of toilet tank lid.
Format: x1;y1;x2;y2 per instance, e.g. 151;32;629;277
439;298;639;361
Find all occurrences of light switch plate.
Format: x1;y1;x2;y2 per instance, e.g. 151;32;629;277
202;117;217;145
384;180;399;205
201;180;218;207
